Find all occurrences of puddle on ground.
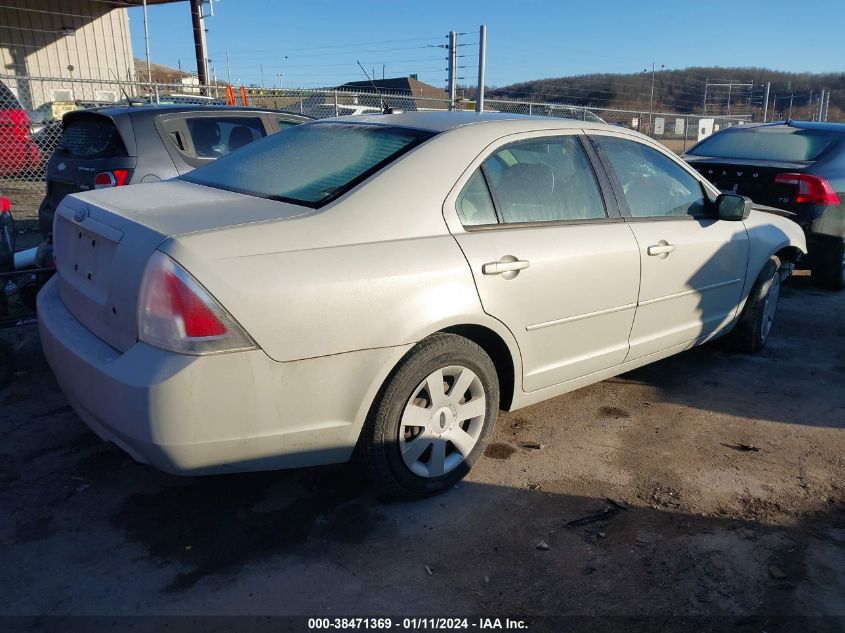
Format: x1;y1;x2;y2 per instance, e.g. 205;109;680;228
599;406;631;419
484;443;516;460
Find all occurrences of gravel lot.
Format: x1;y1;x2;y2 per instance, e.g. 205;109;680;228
0;272;843;629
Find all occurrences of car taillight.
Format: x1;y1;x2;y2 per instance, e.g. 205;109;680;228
138;251;256;355
0;196;10;213
774;173;841;205
93;169;129;189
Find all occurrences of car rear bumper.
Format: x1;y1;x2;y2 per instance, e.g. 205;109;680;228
37;276;409;475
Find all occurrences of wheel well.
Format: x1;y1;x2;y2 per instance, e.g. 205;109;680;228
776;245;803;265
440;324;516;410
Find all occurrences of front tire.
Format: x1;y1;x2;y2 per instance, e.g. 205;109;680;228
363;333;499;498
730;256;781;353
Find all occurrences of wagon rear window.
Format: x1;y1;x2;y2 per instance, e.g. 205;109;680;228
181;122;434;207
57;115;127;159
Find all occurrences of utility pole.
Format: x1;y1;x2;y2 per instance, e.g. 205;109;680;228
727;80;732;117
824;91;831;121
476;24;487;113
142;0;152;84
226;49;232;86
707;81;752;117
189;0;209;89
808;91;813;120
649;63;656;132
788;93;794;119
260;64;264;88
447;31;458;110
817;90;825;122
703;78;708;115
762;82;770;122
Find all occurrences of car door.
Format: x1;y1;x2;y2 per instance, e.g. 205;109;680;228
589;133;750;360
444;132;641;393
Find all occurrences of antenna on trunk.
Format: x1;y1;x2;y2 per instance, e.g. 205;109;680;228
356;60;390;113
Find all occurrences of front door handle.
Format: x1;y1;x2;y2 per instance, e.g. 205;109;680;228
482;258;530;276
647;243;676;256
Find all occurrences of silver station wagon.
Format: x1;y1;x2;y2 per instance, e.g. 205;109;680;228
38;112;805;496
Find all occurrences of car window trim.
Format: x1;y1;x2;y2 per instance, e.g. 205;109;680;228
479;162;504;224
587;133;717;222
457;133;616;230
578;134;622;220
462;215;628;232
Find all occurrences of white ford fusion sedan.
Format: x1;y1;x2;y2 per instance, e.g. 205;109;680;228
38;112;806;496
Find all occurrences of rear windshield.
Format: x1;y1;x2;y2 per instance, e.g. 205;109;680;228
181;122;434;207
688;127;842;162
57;115;127;159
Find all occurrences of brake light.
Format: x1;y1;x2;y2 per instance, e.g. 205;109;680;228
0;196;10;214
774;173;840;205
138;251;256;355
93;169;129;189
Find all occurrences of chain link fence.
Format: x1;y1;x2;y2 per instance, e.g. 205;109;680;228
0;74;753;220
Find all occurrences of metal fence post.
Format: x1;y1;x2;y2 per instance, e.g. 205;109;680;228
683;115;689;151
334;90;338;117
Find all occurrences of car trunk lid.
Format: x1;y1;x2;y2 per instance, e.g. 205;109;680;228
685;157;811;208
53;180;313;352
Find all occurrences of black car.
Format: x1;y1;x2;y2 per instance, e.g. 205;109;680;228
683;121;845;289
38;104;309;238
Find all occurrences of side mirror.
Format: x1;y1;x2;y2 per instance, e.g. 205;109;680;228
716;193;752;221
26;110;45;124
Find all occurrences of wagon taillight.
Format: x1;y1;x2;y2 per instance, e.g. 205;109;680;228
93;169;129;189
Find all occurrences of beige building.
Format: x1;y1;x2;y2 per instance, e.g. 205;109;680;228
0;0;183;109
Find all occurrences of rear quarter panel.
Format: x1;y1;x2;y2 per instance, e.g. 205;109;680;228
742;210;807;293
161;126;527;367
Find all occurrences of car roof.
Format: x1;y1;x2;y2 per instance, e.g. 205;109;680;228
321;111;619;134
78;103;308;119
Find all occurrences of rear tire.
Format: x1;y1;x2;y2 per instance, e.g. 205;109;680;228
730;256;781;354
363;333;499;498
810;236;845;291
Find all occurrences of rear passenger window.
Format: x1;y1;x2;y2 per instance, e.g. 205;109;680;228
457;170;498;226
595;136;708;218
185;116;266;158
484;136;606;224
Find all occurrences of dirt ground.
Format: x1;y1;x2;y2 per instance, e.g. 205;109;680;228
0;271;843;630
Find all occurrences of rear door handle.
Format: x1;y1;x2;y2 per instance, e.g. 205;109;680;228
482;259;530;275
647;243;676;256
